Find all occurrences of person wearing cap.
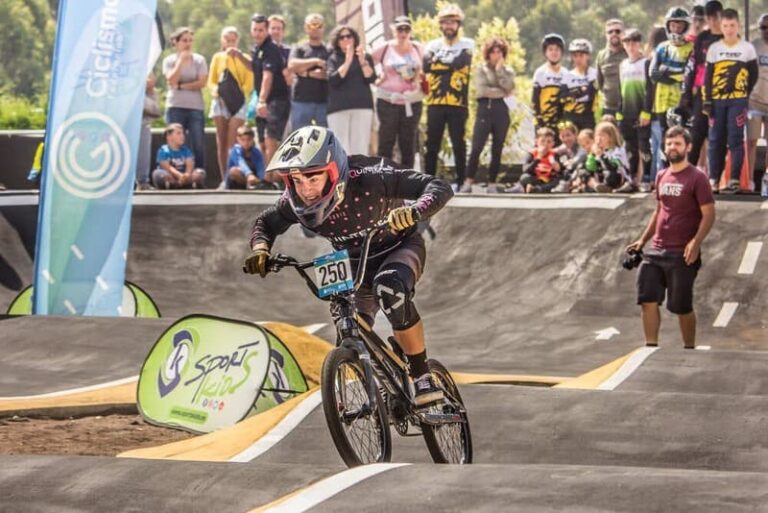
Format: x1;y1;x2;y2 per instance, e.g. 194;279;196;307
372;15;425;169
562;38;599;130
230;13;291;167
596;19;628;118
288;14;331;129
423;3;474;188
532;34;567;134
681;1;723;172
617;28;652;192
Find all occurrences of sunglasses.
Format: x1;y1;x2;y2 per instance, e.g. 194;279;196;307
396;26;411;32
606;29;622;35
307;22;324;29
339;33;354;40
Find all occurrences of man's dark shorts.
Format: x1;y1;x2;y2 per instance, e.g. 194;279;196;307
637;249;701;314
257;98;290;141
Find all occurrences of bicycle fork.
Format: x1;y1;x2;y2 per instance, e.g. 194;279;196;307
336;310;380;418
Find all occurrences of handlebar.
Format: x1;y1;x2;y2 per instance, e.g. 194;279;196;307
264;219;391;300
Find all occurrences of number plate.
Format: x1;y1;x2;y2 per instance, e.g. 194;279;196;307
313;250;354;298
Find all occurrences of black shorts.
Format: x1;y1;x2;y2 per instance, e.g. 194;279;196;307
332;234;426;327
636;250;701;314
257;98;290;141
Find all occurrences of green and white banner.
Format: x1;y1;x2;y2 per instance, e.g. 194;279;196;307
137;315;308;433
7;281;160;318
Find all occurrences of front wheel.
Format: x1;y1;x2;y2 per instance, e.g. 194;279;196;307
421;359;473;464
321;347;392;467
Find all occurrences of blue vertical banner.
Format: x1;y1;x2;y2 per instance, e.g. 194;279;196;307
33;0;158;315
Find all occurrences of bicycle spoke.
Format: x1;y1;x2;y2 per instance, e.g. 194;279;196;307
335;362;384;463
427;371;467;463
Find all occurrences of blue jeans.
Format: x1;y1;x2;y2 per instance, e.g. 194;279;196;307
650;119;664;182
290;101;327;130
708;98;748;182
166;107;205;169
135;123;152;185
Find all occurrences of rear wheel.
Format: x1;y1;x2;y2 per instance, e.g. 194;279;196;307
321;347;392;467
421;359;473;464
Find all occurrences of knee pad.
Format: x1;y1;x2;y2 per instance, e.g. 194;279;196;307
373;264;420;331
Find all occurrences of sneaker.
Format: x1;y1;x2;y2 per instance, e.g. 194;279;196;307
136;182;154;191
413;373;444;407
721;179;740;194
595;183;611;193
639;182;652;193
450;183;460;193
505;183;524;194
216;181;227;191
709;179;719;194
553;181;570;193
458;181;473;193
614;181;637;193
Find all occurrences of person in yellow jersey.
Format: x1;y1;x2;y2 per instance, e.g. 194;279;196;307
703;8;758;194
208;26;254;186
422;3;474;189
532;34;567;137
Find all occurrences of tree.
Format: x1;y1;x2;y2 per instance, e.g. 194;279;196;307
0;0;55;98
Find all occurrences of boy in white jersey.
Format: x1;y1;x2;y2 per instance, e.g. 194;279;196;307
562;39;598;130
703;8;759;193
617;29;652;192
532;34;566;135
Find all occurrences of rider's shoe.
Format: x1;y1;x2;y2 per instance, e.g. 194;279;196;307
413;373;444;407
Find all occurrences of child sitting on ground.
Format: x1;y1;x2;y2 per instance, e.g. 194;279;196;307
554;121;586;192
582;121;630;193
153;123;207;189
566;129;594;192
517;127;562;193
225;125;266;189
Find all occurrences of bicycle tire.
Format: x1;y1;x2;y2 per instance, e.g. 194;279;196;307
321;346;392;467
421;359;473;464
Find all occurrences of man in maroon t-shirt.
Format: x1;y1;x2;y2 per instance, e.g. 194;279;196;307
626;126;715;349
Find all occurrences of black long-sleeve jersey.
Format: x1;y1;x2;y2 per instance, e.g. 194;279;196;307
250;157;454;259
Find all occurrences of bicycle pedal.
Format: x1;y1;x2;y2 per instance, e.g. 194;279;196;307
417;410;464;426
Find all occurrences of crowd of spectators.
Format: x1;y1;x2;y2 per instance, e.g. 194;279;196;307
133;1;767;196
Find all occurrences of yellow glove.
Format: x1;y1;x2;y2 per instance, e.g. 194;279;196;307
387;206;419;232
244;247;270;277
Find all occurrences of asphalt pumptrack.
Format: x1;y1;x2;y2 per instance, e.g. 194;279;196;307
0;190;767;512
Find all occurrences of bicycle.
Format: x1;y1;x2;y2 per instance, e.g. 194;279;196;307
261;220;472;467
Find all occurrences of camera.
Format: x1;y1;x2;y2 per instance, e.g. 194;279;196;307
622;249;644;270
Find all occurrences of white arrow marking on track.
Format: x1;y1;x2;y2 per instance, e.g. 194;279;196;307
594;327;620;340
